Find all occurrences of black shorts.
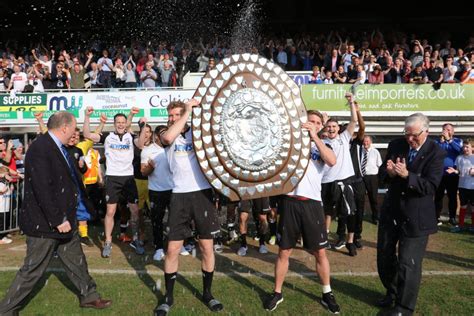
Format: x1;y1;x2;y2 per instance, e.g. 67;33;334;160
459;188;474;206
167;189;220;240
321;182;337;217
239;197;271;214
105;175;139;205
269;195;282;211
277;196;329;251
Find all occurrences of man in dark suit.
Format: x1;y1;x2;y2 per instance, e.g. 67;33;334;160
376;113;445;316
0;111;111;315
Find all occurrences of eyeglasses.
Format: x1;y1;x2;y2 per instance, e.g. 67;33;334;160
403;129;425;138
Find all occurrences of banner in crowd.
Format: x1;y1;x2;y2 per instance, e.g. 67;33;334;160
0;90;195;125
301;84;474;116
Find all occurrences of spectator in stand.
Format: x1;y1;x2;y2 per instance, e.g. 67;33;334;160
88;62;101;88
440;40;452;58
308;66;322;84
159;60;174;87
422;56;431;71
113;58;126;88
323;70;333;84
435;124;463;226
196;51;210;72
409;40;424;68
7;65;27;92
333;65;347;84
322;48;341;73
426;60;444;85
302;50;314;71
70;52;93;90
176;48;194;86
443;55;457;82
0;137;16;171
276;45;288;69
460;62;474;84
97;50;114;88
365;54;380;73
31;49;54;74
140;62;158;88
0;168;13;245
26;63;45;92
402;60;413;83
286;46;302;71
0;69;9;92
124;56;137;88
349;64;366;85
49;62;70;90
449;140;474;233
409;65;428;84
368;65;384;84
342;43;359;72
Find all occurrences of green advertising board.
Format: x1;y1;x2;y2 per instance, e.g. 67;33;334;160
0;93;47;112
301;84;474;112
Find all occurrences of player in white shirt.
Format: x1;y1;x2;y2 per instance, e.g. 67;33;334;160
264;110;340;314
155;100;223;315
141;125;174;261
321;94;358;252
83;106;147;258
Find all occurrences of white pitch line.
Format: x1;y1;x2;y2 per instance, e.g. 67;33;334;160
0;267;472;278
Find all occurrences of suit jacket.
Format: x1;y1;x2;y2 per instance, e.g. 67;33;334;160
380;137;445;237
20;133;85;239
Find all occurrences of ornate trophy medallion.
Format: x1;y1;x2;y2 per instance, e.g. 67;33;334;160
192;54;310;201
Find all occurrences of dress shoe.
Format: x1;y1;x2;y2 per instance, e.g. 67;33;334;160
376;293;394;308
383;305;413;316
80;298;112;309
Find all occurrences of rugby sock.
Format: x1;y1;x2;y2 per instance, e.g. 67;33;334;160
78;223;88;238
164;272;177;306
120;223;128;234
459;207;467;227
240;233;247;247
269;218;277;236
322;284;332;294
202;270;214;301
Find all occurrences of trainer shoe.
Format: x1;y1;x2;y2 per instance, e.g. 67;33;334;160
118;233;132;243
437;218;443;226
354;239;363;249
0;236;12;245
321;292;340;314
259;244;269;254
269;235;276;245
180;246;190;256
333;240;346;250
153;248;165;261
237;246;248;256
346;243;357;256
450;226;462;233
214;242;223;254
264;292;283;311
102;242;112;258
80;236;94;247
130;240;145;255
184;243;195;253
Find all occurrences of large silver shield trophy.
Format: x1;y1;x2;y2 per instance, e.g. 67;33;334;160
192;54;310;201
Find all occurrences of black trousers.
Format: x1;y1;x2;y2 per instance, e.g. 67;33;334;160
149;189;172;250
363;174;379;221
434;175;459;220
377;221;429;312
337;179;365;240
0;232;100;315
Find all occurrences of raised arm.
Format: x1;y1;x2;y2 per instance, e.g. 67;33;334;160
126;106;140;131
161;99;199;145
83;107;102;143
34;111;48;134
133;118;148;150
354;102;365;142
84;52;93;70
344;92;358;135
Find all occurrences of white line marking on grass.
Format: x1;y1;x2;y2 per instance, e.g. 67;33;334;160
0;267;473;278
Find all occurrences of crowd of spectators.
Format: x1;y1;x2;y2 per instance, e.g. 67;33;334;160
0;30;473;93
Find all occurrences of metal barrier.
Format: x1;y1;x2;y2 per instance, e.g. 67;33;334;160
0;181;21;235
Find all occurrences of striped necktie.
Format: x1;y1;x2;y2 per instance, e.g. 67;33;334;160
361;148;368;176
